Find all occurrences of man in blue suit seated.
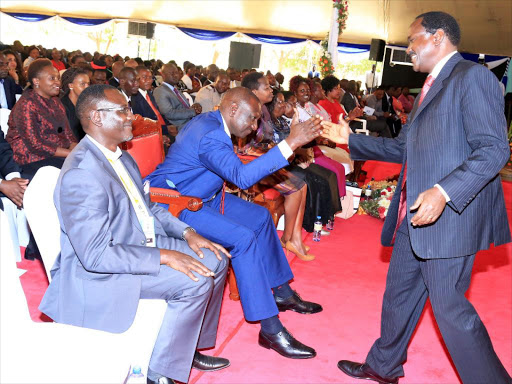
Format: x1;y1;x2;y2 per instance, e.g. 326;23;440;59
146;87;324;359
323;11;511;384
39;85;233;384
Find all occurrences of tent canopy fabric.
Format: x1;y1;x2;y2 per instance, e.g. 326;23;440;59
0;0;510;56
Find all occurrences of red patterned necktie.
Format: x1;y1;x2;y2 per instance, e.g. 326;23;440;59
392;75;435;243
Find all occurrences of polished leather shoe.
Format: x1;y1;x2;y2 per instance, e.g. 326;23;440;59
275;291;323;314
147;376;176;384
192;351;230;371
337;360;399;384
258;328;316;359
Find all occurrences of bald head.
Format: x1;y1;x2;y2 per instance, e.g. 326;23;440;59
112;61;124;78
124;59;138;68
220;87;261;138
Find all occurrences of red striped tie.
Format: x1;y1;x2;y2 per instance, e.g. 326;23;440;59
392;75;435;243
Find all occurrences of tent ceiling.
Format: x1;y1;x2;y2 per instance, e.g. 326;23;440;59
1;0;511;56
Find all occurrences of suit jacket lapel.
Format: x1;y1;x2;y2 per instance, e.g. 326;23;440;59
409;52;463;125
82;137;145;234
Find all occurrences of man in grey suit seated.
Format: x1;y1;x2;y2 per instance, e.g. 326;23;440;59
153;63;202;130
39;84;230;384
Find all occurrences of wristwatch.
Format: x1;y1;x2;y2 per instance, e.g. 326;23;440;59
181;227;196;241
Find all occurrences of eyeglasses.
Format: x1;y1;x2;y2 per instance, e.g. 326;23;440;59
95;107;132;115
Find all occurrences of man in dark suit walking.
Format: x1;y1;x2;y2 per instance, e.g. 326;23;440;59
324;11;511;384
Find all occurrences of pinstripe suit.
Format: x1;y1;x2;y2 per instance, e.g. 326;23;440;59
349;53;511;382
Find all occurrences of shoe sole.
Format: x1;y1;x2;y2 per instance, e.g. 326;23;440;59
258;341;316;359
193;362;231;372
337;363;397;384
277;306;323;315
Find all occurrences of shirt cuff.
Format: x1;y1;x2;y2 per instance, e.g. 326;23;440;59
277;140;294;159
434;184;450;202
5;172;21;181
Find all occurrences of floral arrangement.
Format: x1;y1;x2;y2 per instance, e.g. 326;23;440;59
333;0;349;35
318;36;335;77
358;180;397;220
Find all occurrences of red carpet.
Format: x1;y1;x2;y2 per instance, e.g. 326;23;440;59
17;164;511;383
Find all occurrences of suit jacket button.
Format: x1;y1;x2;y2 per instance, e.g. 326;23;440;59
141;240;145;245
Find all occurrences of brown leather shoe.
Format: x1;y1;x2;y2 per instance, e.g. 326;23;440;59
337;360;399;384
285;241;314;261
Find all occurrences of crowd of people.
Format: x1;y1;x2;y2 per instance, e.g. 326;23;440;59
1;9;510;384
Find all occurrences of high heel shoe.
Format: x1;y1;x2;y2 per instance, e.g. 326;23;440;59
281;238;310;253
285;241;315;261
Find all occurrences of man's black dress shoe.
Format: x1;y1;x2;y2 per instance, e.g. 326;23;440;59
147;377;176;384
258;328;316;359
192;351;230;371
275;291;323;314
337;360;399;384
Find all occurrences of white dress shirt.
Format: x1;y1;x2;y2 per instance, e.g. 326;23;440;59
87;135;155;245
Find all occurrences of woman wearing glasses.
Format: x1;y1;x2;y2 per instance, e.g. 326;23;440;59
6;58;76;178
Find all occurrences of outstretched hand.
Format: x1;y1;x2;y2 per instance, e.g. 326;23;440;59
320;120;351;145
410;187;446;226
285;112;323;151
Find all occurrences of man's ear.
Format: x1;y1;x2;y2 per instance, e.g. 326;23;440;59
433;29;445;46
229;102;239;117
88;110;103;127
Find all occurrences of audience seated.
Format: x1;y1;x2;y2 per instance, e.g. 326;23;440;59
195;72;230;113
51;48;66;72
6;59;76;178
145;87;324;360
108;60;124;87
153;63;201;130
344;80;392;137
306;79;354;175
60;67;90;140
90;64;108;85
364;86;396;137
203;64;219;86
291;75;346;201
0;52;22;109
118;66;139;106
181;62;201;98
3;49;27;88
226;67;241;88
398;86;415;113
23;45;40;69
318;75;345;123
0;127;30;261
131;65;172;143
39;84;231;384
241;72;313;261
0;128;26;210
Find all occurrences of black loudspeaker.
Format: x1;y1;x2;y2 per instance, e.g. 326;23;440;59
146;22;155;39
128;21;155;39
228;42;261;70
369;39;385;62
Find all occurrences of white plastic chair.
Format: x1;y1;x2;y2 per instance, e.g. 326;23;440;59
353;118;370;135
0;107;10;135
1;166;166;383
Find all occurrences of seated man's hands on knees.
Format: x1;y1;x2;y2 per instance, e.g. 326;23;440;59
160;231;231;282
0;177;29;207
